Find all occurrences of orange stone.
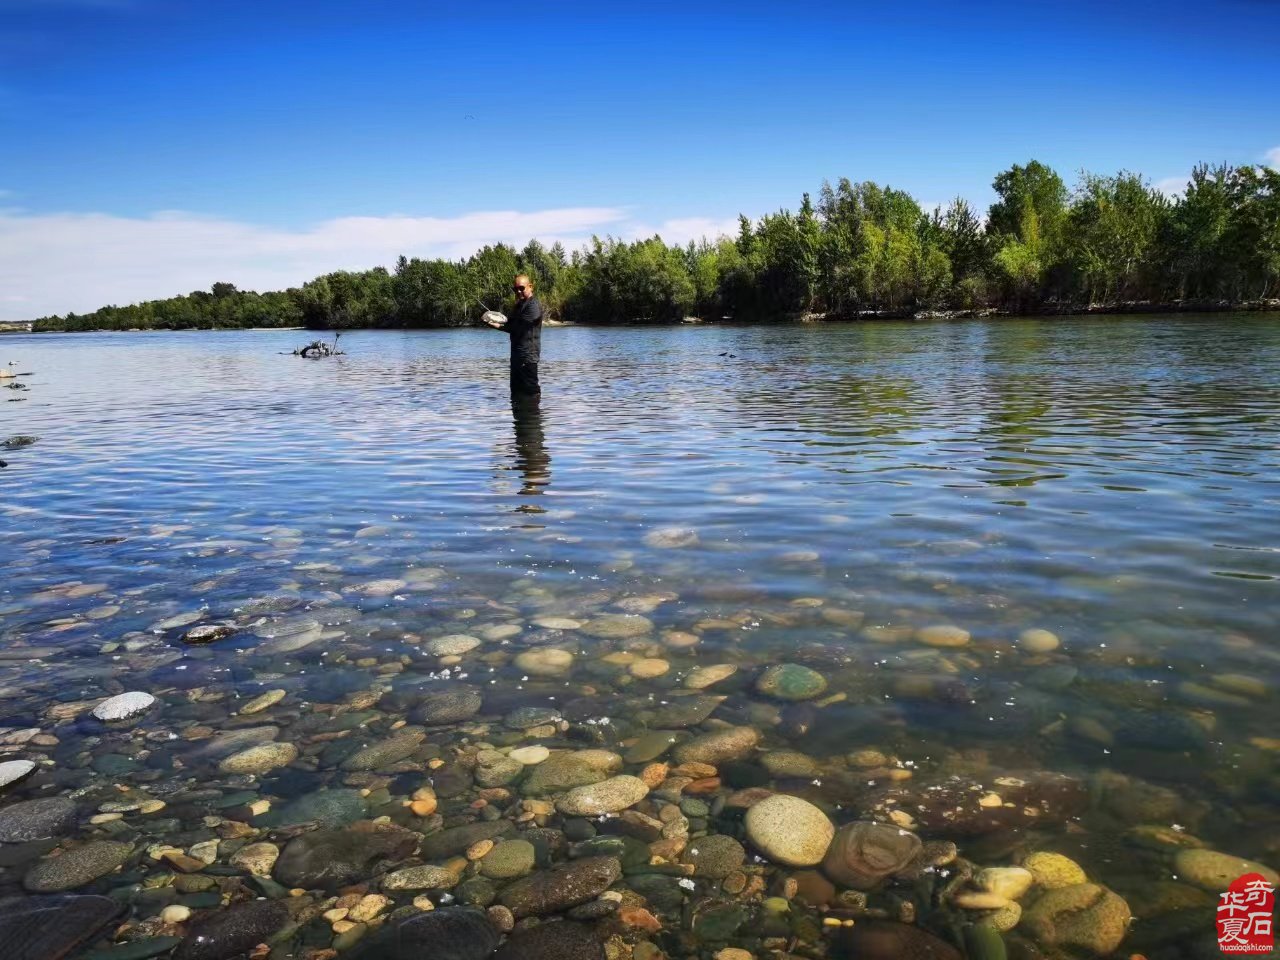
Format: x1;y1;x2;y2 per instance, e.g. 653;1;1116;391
649;836;688;860
619;906;662;933
640;763;670;788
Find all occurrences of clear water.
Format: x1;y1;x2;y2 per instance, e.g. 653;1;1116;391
1;317;1278;950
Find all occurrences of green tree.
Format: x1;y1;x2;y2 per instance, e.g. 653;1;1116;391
1067;171;1169;303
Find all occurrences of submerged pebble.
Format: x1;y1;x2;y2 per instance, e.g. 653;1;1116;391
744;794;834;866
92;691;155;721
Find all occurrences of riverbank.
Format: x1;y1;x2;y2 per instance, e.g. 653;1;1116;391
17;300;1280;334
810;298;1280;324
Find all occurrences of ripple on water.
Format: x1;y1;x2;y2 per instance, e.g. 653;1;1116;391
0;320;1277;954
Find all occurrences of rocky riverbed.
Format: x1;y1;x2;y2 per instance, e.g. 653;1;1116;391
1;569;1275;960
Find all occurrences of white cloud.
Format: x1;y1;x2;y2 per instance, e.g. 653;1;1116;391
0;205;741;322
1154;175;1188;198
620;216;741;246
1265;145;1280;169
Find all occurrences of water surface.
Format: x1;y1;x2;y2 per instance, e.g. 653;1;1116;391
1;317;1278;954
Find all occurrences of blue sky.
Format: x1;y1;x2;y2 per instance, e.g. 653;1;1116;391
1;0;1277;319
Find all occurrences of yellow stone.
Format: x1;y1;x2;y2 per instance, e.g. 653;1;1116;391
1023;851;1087;889
916;624;971;647
686;664;737;689
629;658;671;679
239;689;286;715
349;894;390;922
466;839;495;860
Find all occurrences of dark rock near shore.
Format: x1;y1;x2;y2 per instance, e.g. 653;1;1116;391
0;893;126;960
493;920;604;960
498;856;621;917
274;823;418;890
413;687;484;725
351;906;500;960
419;820;515;860
0;796;77;843
23;840;133;892
340;729;426;771
266;788;368;827
173;898;289;960
832;920;962;960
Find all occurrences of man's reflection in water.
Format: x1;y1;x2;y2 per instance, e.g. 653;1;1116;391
511;394;550;510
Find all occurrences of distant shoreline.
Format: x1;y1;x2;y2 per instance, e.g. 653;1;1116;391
10;299;1280;335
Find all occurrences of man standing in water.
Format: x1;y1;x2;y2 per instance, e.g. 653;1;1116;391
505;274;543;401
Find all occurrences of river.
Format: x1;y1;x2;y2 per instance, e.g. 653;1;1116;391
0;316;1277;958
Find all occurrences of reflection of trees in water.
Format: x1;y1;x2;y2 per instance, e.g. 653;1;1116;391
701;320;1279;493
972;325;1280;487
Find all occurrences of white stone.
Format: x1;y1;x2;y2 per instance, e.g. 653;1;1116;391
92;691;156;721
0;759;36;788
509;746;550;765
425;634;481;656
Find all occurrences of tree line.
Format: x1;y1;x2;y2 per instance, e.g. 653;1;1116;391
32;160;1280;332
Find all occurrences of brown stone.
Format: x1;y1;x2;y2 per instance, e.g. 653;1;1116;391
162;852;208;874
685;777;722;795
821;821;922;890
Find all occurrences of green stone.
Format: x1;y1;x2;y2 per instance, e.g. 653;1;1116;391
965;924;1007;960
331;921;368;952
574;835;651;871
690;900;749;941
623;730;681;764
755;663;827;701
180;892;222;909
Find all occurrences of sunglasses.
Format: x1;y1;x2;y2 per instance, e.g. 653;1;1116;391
513;285;527;291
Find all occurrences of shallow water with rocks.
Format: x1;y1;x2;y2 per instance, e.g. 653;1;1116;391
0;318;1278;960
